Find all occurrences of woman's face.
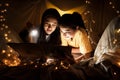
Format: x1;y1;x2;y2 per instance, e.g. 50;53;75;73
44;17;58;35
60;26;76;40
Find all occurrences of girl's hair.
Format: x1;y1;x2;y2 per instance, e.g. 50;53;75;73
37;8;61;45
60;12;86;30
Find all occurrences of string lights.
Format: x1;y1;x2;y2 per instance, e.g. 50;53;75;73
83;0;97;48
0;2;12;42
0;2;21;67
108;0;120;15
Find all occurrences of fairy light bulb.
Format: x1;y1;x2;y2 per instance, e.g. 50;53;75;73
109;2;112;5
2;50;6;53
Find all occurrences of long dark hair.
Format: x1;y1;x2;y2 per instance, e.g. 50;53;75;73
37;8;61;45
60;12;86;30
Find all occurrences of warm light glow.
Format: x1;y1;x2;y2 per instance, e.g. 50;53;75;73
0;19;2;21
108;1;119;15
23;63;27;65
85;0;91;4
10;49;13;52
116;29;120;33
46;58;55;64
113;72;117;75
8;39;12;42
3;18;6;21
109;2;112;5
5;37;8;40
0;15;3;18
55;67;58;70
4;9;7;12
117;62;120;66
2;24;5;26
92;20;95;23
2;58;21;67
1;10;4;13
5;25;8;28
5;3;9;6
4;33;8;37
116;10;120;14
35;65;38;68
112;6;115;9
1;28;4;30
8;30;11;33
2;50;6;53
7;53;11;57
30;61;34;64
46;0;85;16
29;29;38;37
113;39;117;44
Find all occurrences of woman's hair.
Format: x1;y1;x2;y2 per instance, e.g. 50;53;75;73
60;12;86;30
37;8;61;45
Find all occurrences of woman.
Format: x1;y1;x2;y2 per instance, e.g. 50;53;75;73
60;12;93;62
37;8;61;45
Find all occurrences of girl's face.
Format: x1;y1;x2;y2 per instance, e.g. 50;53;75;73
60;26;76;40
44;17;58;35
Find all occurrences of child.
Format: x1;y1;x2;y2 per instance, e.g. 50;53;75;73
60;12;93;62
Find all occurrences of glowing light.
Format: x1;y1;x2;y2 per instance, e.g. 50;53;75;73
10;49;13;52
4;9;7;12
8;30;11;33
5;37;8;40
4;33;8;37
23;63;27;65
7;53;11;57
0;16;3;18
92;20;95;23
55;67;58;70
109;2;112;5
113;72;117;75
5;3;9;6
30;61;34;64
117;29;120;33
29;29;38;37
46;0;85;16
2;24;5;26
35;65;38;68
2;50;6;53
3;18;6;21
88;35;90;38
112;6;115;9
84;12;87;15
87;11;90;13
108;1;119;15
0;19;2;21
1;28;4;30
117;62;120;66
85;0;91;4
5;25;8;28
8;39;12;42
60;61;70;69
1;10;4;13
116;10;120;14
46;58;55;64
2;58;21;67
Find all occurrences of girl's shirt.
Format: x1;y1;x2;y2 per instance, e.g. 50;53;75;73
61;28;92;55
